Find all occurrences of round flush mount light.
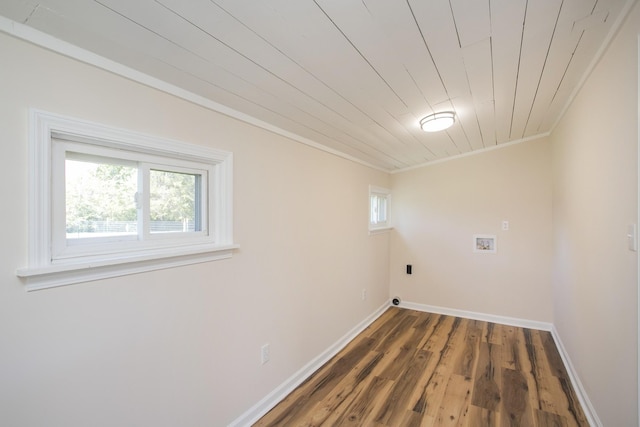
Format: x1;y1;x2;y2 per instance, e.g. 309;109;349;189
419;112;456;132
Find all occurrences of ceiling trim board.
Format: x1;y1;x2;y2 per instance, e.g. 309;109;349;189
390;131;552;174
0;15;389;174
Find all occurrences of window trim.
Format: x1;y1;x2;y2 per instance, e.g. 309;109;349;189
369;185;392;234
17;109;238;291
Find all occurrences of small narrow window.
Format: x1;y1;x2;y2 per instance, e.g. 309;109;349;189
369;185;391;233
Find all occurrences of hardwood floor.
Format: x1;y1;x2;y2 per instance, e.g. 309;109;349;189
254;307;588;427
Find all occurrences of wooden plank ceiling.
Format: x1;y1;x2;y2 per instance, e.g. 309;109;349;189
0;0;632;171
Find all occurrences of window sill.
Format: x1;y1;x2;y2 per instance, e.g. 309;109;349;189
369;227;393;236
17;244;239;291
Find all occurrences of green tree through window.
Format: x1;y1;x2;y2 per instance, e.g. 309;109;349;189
66;159;201;237
66;160;137;237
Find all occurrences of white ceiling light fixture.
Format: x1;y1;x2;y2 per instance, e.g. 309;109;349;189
420;112;456;132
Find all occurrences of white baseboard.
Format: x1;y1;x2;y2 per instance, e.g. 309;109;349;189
228;301;390;427
550;325;602;427
398;300;553;331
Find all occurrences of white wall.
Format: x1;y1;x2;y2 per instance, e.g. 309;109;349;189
0;33;390;426
550;2;639;425
390;139;554;322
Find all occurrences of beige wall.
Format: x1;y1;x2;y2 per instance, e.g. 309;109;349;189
3;4;640;424
550;2;639;425
390;139;554;322
0;33;390;426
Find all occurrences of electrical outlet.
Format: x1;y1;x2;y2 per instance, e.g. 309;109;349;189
361;289;367;301
261;343;270;365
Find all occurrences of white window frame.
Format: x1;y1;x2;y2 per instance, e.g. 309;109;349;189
51;141;211;257
17;110;237;291
369;185;392;234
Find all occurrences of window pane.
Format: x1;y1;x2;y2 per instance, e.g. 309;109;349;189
370;194;388;225
65;157;138;239
378;196;387;223
150;169;201;233
370;195;378;223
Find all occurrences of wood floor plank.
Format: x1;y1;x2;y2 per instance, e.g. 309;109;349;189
253;308;589;427
455;319;483;379
501;367;535;427
471;342;502;411
368;308;413;343
399;408;436;427
525;329;581;422
539;332;566;378
374;314;418;353
500;325;520;371
327;375;394;426
414;313;443;352
378;323;427;380
467;405;501;427
484;322;503;346
513;328;541;426
304;350;385;426
534;408;569;426
523;329;556;414
434;374;473;426
419;314;454;352
374;350;431;425
413;312;436;333
412;317;468;418
557;376;590;427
